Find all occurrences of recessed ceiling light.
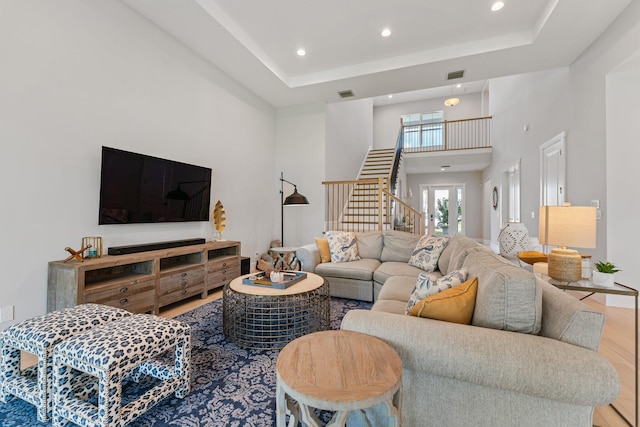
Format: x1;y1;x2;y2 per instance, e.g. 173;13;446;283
297;48;306;57
456;84;462;88
381;28;391;37
491;1;504;11
388;94;393;98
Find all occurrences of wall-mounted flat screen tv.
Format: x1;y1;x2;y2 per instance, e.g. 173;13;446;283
99;146;212;225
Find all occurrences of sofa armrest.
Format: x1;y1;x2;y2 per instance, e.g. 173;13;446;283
296;244;320;272
341;310;619;406
538;279;605;351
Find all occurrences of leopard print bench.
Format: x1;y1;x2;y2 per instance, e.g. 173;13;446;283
0;304;131;422
52;314;191;427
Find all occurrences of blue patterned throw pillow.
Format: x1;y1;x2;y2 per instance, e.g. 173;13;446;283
405;268;468;314
408;235;449;272
326;231;360;263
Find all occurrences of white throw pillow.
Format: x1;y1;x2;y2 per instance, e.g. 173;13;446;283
408;235;449;272
405;268;468;314
326;231;360;263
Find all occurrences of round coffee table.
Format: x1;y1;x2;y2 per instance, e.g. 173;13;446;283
276;330;403;426
222;272;330;349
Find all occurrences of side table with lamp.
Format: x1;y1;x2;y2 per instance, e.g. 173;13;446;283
539;204;597;283
535;204;636;426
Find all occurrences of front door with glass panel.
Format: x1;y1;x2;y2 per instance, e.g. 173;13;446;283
421;185;464;236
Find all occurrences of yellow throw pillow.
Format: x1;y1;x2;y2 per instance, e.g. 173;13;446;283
315;237;331;263
409;277;478;324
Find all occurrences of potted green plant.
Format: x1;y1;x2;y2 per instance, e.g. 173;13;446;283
592;261;621;288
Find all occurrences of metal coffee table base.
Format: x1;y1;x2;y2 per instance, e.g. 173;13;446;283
222;280;330;350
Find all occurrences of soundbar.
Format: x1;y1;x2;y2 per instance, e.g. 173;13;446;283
108;238;206;256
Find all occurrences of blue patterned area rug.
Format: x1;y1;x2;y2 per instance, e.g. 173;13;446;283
0;297;371;427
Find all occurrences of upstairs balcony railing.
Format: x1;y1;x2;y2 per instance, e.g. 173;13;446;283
402;116;492;153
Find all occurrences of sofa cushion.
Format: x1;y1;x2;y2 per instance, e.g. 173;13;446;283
326;231;360;262
438;234;488;273
437;234;461;273
355;231;383;260
409;277;478;324
405;269;468;314
373;262;428;285
377;275;417;302
464;251;542;334
408;235;448;272
371;299;407;315
315;258;381;281
314;237;331;263
380;230;420;262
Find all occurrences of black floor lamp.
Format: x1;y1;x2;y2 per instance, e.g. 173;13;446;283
280;171;309;246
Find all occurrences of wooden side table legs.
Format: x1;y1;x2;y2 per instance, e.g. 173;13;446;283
276;330;403;427
277;390;402;427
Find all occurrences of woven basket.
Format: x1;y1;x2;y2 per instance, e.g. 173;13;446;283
548;248;582;282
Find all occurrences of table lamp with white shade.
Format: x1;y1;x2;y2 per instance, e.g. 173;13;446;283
539;204;596;282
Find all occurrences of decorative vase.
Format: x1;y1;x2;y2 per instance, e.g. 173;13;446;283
592;271;615;288
498;222;529;259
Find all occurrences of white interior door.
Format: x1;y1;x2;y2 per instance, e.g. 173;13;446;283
540;132;566;206
501;160;521;225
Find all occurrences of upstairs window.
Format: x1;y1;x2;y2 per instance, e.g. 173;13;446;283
402;111;444;150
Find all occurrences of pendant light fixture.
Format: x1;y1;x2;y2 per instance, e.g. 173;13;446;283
444;97;460;107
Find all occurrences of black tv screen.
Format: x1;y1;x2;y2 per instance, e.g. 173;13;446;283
99;146;212;224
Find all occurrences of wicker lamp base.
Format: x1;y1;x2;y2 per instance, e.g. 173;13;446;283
548;248;582;282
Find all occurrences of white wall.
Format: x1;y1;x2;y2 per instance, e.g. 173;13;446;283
570;0;640;306
485;69;572;246
606;51;640;305
276;103;327;247
325;98;373;180
373;93;484;149
0;1;276;326
484;0;640;306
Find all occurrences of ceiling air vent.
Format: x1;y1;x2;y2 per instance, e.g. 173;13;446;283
338;90;354;98
446;70;465;80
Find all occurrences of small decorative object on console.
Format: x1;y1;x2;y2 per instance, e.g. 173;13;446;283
81;236;103;258
63;245;91;263
212;200;226;241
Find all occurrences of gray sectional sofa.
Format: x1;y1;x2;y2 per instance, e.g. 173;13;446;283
296;231;620;426
297;230;426;302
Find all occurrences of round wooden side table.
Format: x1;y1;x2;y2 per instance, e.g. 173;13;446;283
276;330;403;426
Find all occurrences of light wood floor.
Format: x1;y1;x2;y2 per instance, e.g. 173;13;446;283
582;295;637;427
18;290;637;426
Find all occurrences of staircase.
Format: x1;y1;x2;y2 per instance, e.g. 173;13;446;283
341;149;395;231
323;117;492;235
358;148;395;185
323;146;423;234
